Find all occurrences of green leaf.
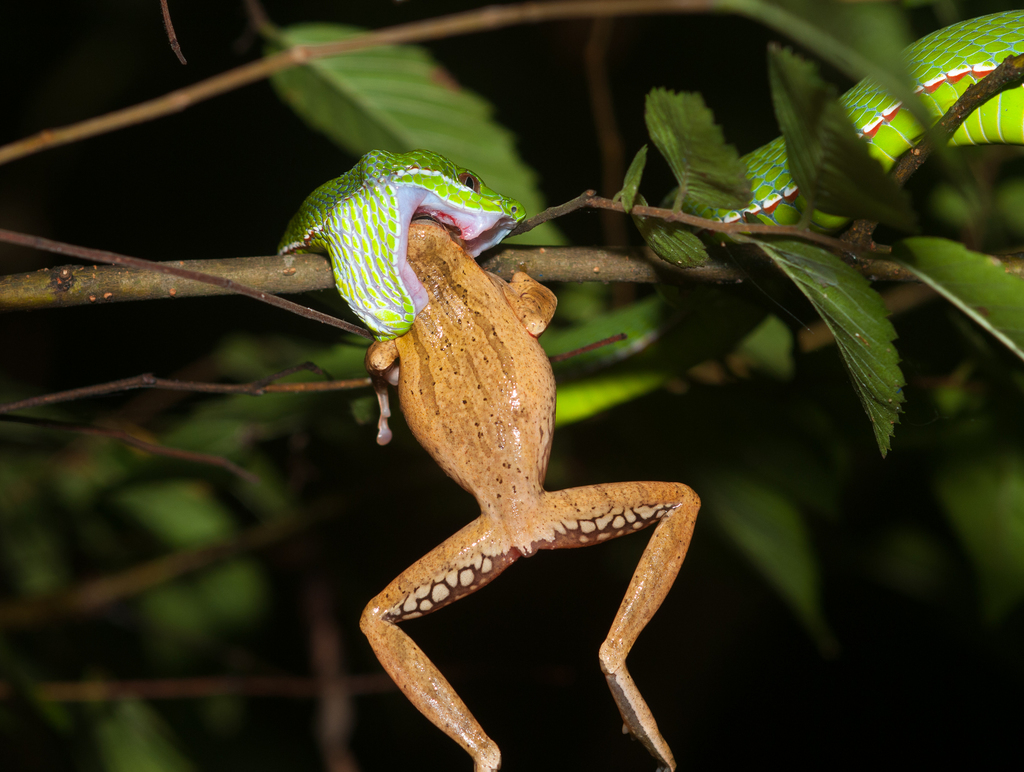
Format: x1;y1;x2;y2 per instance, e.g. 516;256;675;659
111;481;236;548
619;144;647;212
934;448;1024;623
631;194;709;268
92;701;194;772
733;314;795;381
268;23;559;245
892;237;1024;362
644;88;750;211
543;295;676;377
767;45;916;230
702;470;835;652
723;0;921;120
555;371;670;428
996;177;1024;240
758;239;905;455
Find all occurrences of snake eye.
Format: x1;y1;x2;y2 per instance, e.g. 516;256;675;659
458;172;480;193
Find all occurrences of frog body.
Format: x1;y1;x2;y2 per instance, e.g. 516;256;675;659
360;222;700;772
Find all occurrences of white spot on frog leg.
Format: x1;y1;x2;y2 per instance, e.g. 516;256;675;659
636;505;656;519
431;584;450;603
597;532;612;541
624;511;636;524
459;569;474;587
580;521;597;534
404;611;422;620
596;515;613;530
481;557;493;574
403;597;417;613
553;521;566;534
415;584;430;599
579;535;590;543
445;570;459;587
419;599;433;612
563;520;579;530
612;515;626;529
473;553;483;570
632;521;643;529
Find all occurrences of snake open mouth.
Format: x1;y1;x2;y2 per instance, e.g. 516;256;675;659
396;187;521;317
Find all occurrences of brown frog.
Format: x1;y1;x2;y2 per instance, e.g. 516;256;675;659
362;222;700;771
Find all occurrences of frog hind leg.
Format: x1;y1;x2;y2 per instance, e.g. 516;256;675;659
533;482;700;772
360;514;520;772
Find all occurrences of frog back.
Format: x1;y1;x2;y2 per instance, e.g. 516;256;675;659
395;229;555;508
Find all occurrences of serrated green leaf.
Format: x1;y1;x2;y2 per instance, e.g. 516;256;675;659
644;88;750;211
767;45;916;230
268;24;559;245
934;448;1024;623
631;194;709;268
893;237;1024;362
619;144;647;212
758;239;905;455
702;470;835;652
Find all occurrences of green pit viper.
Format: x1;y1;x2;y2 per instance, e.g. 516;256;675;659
280;10;1024;339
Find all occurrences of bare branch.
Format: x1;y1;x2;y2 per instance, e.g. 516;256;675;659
843;51;1024;248
0;227;372;338
0;1;713;167
549;333;627;363
0;371;370;419
159;0;187;65
0;505;339;630
0;414;258;483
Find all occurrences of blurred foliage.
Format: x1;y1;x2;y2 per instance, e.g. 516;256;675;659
1;1;1023;771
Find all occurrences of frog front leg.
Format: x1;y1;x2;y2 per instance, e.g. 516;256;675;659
360;515;521;772
365;339;399;445
490;270;557;336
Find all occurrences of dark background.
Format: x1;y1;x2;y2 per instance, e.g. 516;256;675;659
1;1;1022;770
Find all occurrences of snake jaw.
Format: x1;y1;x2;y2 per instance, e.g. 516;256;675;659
411;191;521;257
393;185;521;319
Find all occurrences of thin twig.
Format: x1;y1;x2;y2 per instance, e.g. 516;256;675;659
159;0;187;65
0;372;371;416
305;576;360;772
585;17;629;247
549;333;627;363
843;51;1024;248
0;414;258;483
515;191;874;256
0;227;373;338
0;1;713;167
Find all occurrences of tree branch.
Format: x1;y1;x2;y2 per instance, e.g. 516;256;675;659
0;505;338;630
0;0;714;167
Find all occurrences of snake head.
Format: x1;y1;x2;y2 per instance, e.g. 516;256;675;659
278;149;527;341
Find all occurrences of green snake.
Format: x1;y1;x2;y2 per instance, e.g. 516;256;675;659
280;12;1023;339
693;9;1024;228
279;149;524;340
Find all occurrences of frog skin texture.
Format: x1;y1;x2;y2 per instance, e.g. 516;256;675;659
361;221;700;772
